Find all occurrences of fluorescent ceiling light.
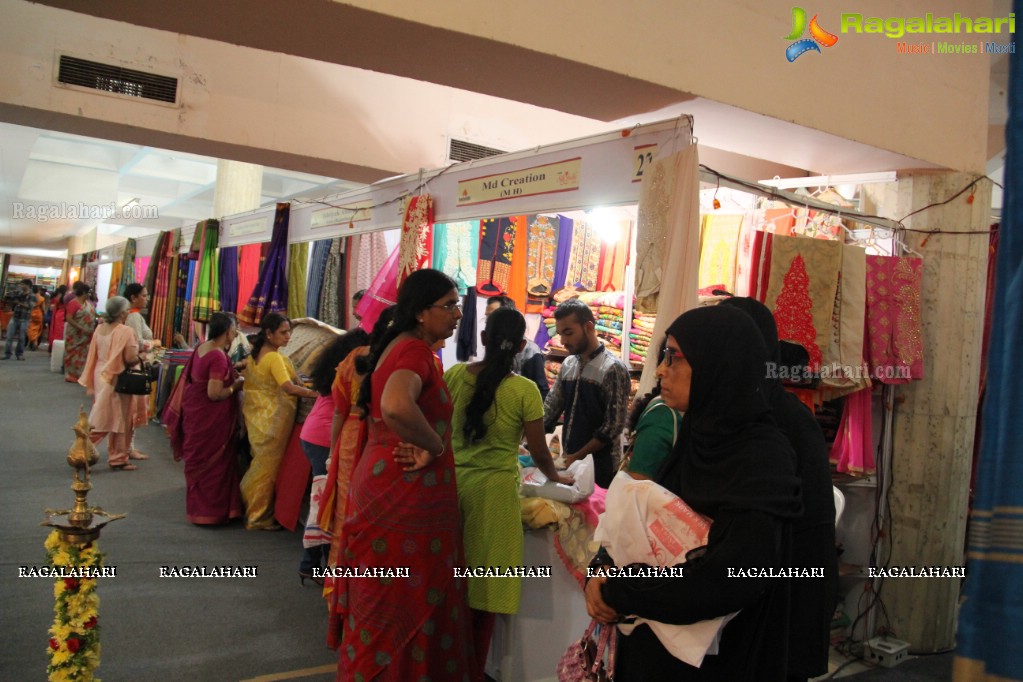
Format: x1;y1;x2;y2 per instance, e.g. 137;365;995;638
758;172;897;190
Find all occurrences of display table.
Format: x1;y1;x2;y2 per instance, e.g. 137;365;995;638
486;526;593;682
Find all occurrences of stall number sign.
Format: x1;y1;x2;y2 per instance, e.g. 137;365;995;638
457;158;581;207
311;202;373;230
633;144;657;183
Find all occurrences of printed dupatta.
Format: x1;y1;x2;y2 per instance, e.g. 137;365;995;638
238;203;291;326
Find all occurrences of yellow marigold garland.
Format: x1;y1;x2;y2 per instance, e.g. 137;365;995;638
45;531;102;681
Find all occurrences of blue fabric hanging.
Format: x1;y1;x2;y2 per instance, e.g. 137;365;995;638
956;3;1023;677
305;238;332;320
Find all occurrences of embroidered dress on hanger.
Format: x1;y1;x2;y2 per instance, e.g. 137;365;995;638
865;255;924;383
476;217;516;296
565;219;600;291
433;221;479;295
525;215;559;311
820;245;871;400
766;235;842;372
397;194;434;287
698;214;743;292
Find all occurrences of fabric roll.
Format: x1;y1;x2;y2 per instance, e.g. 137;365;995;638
287;241;308;320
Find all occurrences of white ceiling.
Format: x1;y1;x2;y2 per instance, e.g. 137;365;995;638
0;122;363;254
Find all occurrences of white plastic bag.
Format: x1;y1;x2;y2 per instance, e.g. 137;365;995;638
593;471;738;667
519;454;595;504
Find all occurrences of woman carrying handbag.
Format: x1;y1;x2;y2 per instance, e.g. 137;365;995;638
79;296;149;471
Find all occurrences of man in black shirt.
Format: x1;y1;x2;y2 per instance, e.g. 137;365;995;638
3;279;33;361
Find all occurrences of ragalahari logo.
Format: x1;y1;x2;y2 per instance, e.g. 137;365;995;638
784;7;839;61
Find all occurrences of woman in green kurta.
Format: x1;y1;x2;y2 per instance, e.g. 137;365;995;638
445;307;571;675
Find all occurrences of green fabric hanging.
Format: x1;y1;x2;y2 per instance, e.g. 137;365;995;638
192;220;221;322
287;241;308;319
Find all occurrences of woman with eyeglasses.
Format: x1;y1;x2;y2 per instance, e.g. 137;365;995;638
334;268;474;682
584;305;803;681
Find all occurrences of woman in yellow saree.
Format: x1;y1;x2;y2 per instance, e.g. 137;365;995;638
239;313;319;530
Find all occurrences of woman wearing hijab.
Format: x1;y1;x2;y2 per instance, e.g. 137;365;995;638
585;305;803;681
718;296;838;682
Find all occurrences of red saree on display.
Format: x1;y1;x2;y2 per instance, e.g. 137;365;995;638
335;338;473;682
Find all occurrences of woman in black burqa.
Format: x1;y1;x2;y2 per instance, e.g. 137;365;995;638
719;296;838;682
585;305;803;681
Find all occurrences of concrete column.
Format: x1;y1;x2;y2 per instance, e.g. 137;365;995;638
862;172;992;651
212;160;263;218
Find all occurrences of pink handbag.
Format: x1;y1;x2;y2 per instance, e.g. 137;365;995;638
556;619;617;682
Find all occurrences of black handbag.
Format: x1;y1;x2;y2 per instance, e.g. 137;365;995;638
115;365;152;395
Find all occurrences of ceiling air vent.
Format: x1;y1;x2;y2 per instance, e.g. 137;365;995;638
57;55;178;104
448;138;505;163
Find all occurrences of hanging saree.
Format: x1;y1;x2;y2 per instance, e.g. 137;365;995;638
433;221;479;295
829;388;875;474
596;220;630;292
306;239;332;321
355;244;400;332
864;255;924;383
476;217;516;296
506;215;530;311
239;203;291;326
319;238;343;328
287;241;308;319
397;194;435;287
526;215;558;311
218;246;239;316
115;239;137;297
192;220;220;323
107;262;122;301
134;255;150;286
236;244;262;316
551;216;574;294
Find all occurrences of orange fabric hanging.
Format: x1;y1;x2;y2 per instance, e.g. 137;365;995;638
506;215;530;311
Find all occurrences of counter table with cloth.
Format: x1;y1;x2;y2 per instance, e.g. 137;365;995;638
240;349;299;529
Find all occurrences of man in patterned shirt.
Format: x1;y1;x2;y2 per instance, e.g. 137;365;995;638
543;299;631;488
3;279;34;361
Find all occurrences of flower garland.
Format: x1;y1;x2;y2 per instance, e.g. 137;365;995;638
44;531;102;682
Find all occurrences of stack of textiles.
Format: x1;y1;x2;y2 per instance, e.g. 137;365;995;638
629;312;656;363
575;291;627;352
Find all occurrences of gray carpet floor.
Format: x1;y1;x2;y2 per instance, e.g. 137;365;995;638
0;349;336;681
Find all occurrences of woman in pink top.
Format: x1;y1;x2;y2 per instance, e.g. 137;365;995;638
298;329;370;585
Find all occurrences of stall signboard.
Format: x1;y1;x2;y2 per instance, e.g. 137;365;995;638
456;158;582;207
310;201;373;230
228;217;268;239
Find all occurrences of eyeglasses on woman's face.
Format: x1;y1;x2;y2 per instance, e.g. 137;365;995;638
662;347;685;367
429;301;463;313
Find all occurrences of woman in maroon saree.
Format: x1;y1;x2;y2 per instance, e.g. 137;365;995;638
168;312;246;525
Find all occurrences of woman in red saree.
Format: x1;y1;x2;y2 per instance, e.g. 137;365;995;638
64;282;96;383
48;285;68;353
336;269;474;682
167;312;246;525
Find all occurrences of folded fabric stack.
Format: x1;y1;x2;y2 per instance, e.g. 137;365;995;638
628;312;657;363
